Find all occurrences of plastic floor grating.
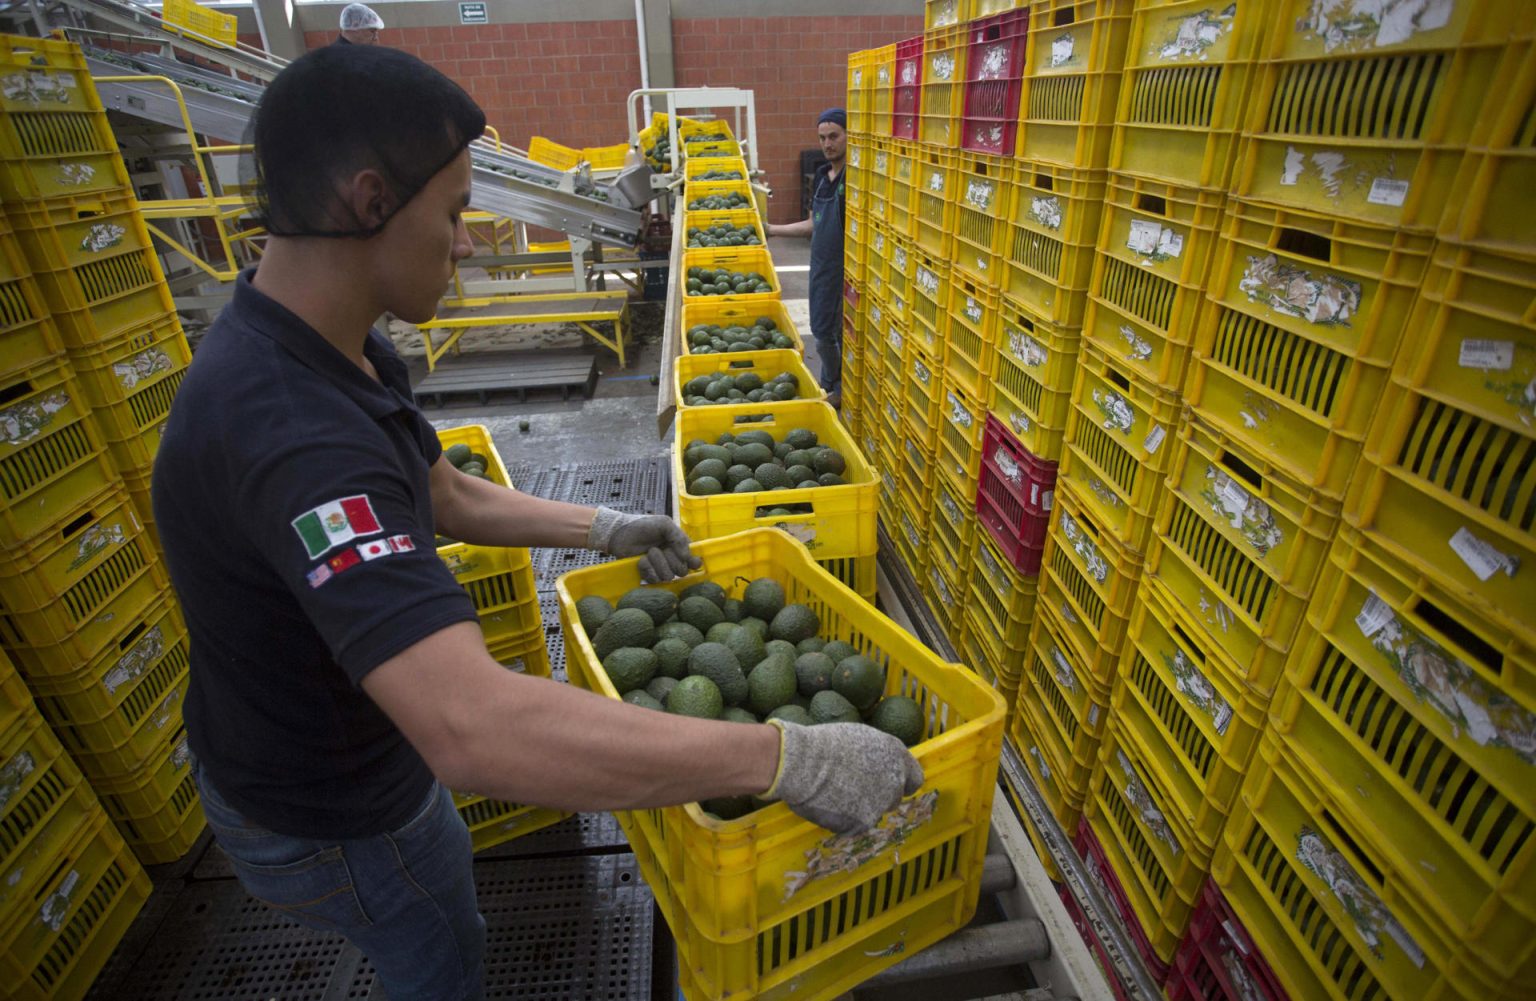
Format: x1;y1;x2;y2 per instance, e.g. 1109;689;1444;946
526;456;673;583
92;855;652;1001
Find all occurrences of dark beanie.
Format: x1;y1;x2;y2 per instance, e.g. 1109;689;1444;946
818;108;847;129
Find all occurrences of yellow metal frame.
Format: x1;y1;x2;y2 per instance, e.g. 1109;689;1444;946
95;74;264;281
415;291;630;370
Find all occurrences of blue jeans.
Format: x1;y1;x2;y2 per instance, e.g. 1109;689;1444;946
195;762;486;1001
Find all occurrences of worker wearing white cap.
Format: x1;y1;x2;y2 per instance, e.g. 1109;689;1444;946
337;3;384;45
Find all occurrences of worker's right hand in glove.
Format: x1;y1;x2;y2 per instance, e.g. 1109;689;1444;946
764;720;924;835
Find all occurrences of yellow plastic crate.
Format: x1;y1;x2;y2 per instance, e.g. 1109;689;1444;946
1217;731;1524;1001
1346;242;1535;641
71;312;188;468
675;349;824;411
882;234;914;312
0;806;149;1001
684;208;764;249
682;179;757;215
1114;577;1266;857
898;436;937;514
908;249;949;351
925;0;973;30
936;380;984;491
1016;0;1133;168
8;193;175;346
1003;161;1106;325
1187;199;1433;499
453;791;568;853
557;528;1006;999
1439;37;1536;257
895;492;931;581
1040;478;1143;672
1025;601;1113;790
1085;718;1212;965
92;726;204;865
843;209;868;287
949;153;1009;288
903;349;942;455
0;223;63;382
932;470;976;551
675;402;877;561
684;156;748;183
913;148;958;258
162;0;237;46
1060;342;1182;551
26;591;188;777
969;523;1037;649
845;139;868;212
0;357;118;548
848;49;877;134
433;426;541;649
1234;0;1526;231
1110;0;1268;189
988;294;1078;463
682;247;780;304
681;298;804;355
1269;532;1536;989
1084;174;1224;391
0;713;96;914
920;25;970;148
485;626;552;677
0;487;165;664
944;275;999;400
888;140;919;240
527;136;581;170
1006;686;1085;845
923;548;966;647
1145;416;1340;697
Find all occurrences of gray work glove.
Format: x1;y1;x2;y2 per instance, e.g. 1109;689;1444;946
587;506;701;583
764;720;925;834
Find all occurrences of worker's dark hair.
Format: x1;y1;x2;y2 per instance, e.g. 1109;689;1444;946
249;45;485;238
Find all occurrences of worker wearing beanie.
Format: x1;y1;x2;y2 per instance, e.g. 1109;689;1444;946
337;2;384;45
767;108;847;407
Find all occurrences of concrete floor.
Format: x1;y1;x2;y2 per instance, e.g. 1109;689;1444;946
413;232;826;469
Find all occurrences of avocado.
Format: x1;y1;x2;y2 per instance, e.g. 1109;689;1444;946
821;640;858;663
764;639;799;662
603;647;658;694
831;655;885;711
796;636;826;654
766;705;814;727
769;604;820;643
444;443;473;467
679;595;726;633
747;655;798;716
593;608;656;660
813;449;846;476
645;675;680;703
687;643;749;707
794;651;836;697
680;581;728;608
721;598;743;623
575;595;614;634
692;476;724;495
870;695;924;746
723;626;766;672
617;587;678;626
737;616;769;640
741;578;786;622
784;428;818;451
623;690;665;711
720;707;759;725
809;690;861;725
655;621;706;649
667;675;723;719
651;638;692;679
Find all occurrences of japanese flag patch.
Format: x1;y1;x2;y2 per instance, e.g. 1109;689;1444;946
292;495;382;559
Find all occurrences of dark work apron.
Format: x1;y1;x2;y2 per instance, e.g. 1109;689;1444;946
808;167;845;347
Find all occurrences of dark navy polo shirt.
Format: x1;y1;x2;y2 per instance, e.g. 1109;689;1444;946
152;268;477;839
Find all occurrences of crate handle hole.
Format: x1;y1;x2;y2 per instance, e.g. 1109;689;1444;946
1134;193;1168;217
756;503;813;518
57;509;97;542
1054;4;1076;27
1412;596;1503;676
1275;227;1332;263
1319;806;1384;886
726;360;755;370
118;618;149;652
1106;368;1130;393
1033;173;1054;192
1218;450;1263;492
1168;621;1207;668
0;378;36;406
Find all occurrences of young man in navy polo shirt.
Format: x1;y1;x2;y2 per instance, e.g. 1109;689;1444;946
152;46;921;1000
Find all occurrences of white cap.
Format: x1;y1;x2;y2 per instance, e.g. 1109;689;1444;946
340;3;385;31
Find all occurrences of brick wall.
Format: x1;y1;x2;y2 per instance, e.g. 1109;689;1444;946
673;15;922;224
289;12;924;227
302;22;641;150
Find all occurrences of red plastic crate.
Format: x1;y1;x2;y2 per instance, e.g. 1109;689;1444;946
1076;822;1174;986
894;35;924;140
1166;880;1290;1001
1056;881;1136;1001
976;414;1057;574
961;9;1030;155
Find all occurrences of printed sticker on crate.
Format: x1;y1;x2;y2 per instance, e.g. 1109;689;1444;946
1086;476;1124;512
1051;644;1081;698
1447;526;1521;583
1050;32;1077;68
1;68;77;105
58;163;96;187
947;392;975;430
1278;147;1411;209
992;442;1024;488
916;265;940;299
1155;5;1236;61
783;788;939;898
1239;254;1361;327
938;489;963;529
964;178;998;212
1296;0;1454;53
930;49;957;82
1126;220;1184;262
1119;324;1154;363
930;568;957;609
0;389;68;445
113;346;176;391
913;355;933;387
80;223;126;254
103;623;165;694
1091;386;1136;434
1029;196;1064;232
1060;511;1109;584
2;746;37;805
1117;750;1182;857
978;539;1012;597
1294;825;1425;967
1163;648;1233;736
1007;325;1048;367
1354;592;1536;762
963;295;984;326
68;518;130;572
1200;464;1284;556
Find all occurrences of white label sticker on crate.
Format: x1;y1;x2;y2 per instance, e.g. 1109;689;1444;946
1051;646;1080;695
1042;489;1053;511
965;179;995;211
1126;220;1183;261
1030;745;1052;782
3;70;77;105
1215;476;1251;519
39;869;81;932
1354;591;1395;638
1143;424;1166;454
1051;32;1076;67
81;222;125;254
1168;649;1233;736
1367;177;1410;207
103;624;165;695
994;448;1023;486
57;162;96;186
1030;195;1063;231
0;391;69;446
1296;828;1425;969
0;750;37;812
931;52;956;82
1449;527;1520;581
1458;339;1515;371
965;297;983;323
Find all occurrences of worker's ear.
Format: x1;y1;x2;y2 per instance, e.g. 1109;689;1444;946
345;168;395;230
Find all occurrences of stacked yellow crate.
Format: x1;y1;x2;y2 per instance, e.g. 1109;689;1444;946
0;36;202;867
0;649;151;1001
1200;5;1536;1000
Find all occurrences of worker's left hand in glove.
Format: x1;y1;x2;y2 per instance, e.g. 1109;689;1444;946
587;507;702;582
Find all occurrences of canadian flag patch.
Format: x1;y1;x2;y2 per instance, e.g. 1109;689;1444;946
388;534;416;553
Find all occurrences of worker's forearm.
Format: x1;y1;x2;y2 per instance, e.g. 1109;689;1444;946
438;474;596;550
449;666;781;810
767;218;814;238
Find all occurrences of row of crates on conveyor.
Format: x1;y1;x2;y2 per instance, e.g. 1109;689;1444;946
841;2;1536;1000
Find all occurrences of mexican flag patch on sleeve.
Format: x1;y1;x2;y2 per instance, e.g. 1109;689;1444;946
292;495;383;559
